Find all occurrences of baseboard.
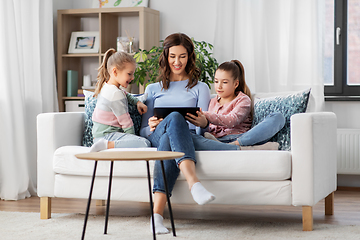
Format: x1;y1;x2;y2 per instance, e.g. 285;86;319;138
337;186;360;192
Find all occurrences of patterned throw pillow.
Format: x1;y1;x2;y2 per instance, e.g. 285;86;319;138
252;89;311;151
82;90;147;147
82;90;97;147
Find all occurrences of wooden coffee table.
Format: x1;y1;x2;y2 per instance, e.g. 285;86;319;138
75;150;184;240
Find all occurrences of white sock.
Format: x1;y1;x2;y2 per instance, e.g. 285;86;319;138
190;182;215;205
150;213;169;234
89;139;108;152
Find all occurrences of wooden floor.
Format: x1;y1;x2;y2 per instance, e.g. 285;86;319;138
1;189;359;226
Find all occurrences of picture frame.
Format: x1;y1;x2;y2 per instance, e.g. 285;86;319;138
68;31;100;54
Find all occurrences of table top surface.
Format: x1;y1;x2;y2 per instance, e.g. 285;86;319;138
75;151;185;161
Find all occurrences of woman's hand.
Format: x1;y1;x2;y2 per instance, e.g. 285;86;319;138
186;109;208;128
136;101;147;115
148;116;163;132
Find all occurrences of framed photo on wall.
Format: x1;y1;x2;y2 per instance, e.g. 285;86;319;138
68;31;100;54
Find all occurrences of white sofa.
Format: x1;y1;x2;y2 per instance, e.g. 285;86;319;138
37;91;337;231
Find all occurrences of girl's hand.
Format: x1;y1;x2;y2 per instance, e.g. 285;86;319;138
137;101;147;115
148;116;163;132
186;108;208;128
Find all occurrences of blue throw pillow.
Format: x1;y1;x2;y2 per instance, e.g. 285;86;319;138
82;90;97;147
252;89;311;151
128;93;147;136
82;90;147;147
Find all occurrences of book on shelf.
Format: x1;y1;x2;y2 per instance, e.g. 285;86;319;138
77;89;85;97
67;70;78;97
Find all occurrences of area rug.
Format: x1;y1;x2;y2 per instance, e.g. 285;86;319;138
1;211;360;240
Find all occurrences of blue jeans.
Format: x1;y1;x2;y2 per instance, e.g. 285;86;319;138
192;112;285;150
94;132;151;148
191;133;240;151
232;112;285;146
148;112;196;195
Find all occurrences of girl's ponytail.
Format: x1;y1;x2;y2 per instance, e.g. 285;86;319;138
94;48;116;98
230;60;251;100
217;60;253;118
217;60;251;99
93;48;136;98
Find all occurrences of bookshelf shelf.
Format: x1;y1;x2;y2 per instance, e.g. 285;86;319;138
57;7;160;111
62;54;100;57
63;97;86;100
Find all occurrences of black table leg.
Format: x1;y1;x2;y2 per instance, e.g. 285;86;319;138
146;161;156;240
160;160;176;237
82;160;98;240
104;160;114;234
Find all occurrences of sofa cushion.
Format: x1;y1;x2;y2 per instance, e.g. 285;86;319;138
252;88;311;151
193;150;292;181
53;147;291;181
82;90;147;147
54;175;292;205
53;147;157;177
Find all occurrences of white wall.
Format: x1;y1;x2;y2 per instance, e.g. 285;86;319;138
325;102;360;129
53;0;217;44
149;0;217;43
325;100;360;187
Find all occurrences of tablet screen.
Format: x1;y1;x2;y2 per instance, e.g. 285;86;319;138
153;107;200;119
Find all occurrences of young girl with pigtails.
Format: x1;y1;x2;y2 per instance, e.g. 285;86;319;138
90;49;151;152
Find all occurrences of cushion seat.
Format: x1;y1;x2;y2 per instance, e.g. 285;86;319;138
53;147;157;178
53;146;291;181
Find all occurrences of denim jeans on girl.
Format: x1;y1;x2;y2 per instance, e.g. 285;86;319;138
93;132;151;148
226;112;285;146
192;112;285;150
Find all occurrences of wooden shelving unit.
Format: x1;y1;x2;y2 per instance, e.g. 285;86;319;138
57;7;160;111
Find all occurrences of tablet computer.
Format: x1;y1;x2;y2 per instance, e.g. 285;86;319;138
153;107;200;119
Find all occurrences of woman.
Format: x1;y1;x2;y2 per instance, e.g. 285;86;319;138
140;33;239;234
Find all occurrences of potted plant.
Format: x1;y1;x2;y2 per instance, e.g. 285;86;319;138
133;38;218;88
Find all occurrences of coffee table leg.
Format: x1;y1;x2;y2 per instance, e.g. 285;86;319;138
146;161;156;240
160;160;176;237
82;160;98;240
104;160;114;234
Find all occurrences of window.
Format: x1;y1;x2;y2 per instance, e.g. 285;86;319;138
325;0;360;99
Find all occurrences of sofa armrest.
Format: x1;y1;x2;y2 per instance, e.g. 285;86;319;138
291;112;337;206
37;112;85;197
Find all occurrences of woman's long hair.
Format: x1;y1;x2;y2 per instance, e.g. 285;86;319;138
94;48;135;97
158;33;200;89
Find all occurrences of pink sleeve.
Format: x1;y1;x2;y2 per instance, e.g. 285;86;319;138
204;97;251;128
